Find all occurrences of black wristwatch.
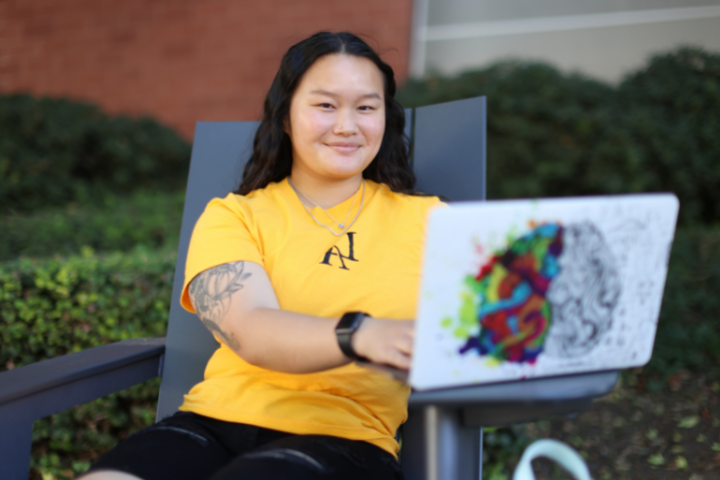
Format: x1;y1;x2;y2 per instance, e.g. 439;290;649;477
335;311;370;362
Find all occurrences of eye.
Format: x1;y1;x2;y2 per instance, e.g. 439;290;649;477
317;103;334;109
358;105;376;112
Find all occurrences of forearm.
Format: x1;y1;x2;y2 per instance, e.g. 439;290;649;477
233;308;350;374
188;261;412;373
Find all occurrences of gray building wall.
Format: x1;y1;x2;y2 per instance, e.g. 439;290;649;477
410;0;720;82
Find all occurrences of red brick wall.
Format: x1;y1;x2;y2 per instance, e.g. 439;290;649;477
0;0;413;138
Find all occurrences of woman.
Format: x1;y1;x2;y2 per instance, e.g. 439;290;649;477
83;31;442;480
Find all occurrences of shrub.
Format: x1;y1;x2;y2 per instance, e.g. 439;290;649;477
0;247;176;478
647;227;720;384
0;246;174;368
397;46;720;225
619;47;720;224
30;379;161;479
0;190;184;262
0;94;191;214
398;61;639;196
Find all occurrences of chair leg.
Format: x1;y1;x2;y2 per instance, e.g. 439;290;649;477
402;406;482;480
0;406;33;480
478;426;484;480
401;407;427;480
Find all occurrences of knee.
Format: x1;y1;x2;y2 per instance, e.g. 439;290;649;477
78;471;145;480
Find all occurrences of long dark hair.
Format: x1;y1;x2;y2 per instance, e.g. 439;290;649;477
235;31;416;195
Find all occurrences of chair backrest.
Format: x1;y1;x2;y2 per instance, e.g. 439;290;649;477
157;96;486;419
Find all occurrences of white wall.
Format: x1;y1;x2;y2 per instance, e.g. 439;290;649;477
409;0;720;82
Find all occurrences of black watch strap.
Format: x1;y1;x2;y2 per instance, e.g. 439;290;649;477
335;311;370;362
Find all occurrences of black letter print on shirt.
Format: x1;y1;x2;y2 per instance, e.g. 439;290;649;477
320;232;358;270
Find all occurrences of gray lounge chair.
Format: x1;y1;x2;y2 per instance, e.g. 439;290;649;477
0;96;618;480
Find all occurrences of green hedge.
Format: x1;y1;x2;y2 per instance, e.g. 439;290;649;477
0;94;191;214
0;190;184;262
0;247;174;367
398;46;720;225
30;380;161;478
0;247;175;478
648;227;720;385
618;48;720;224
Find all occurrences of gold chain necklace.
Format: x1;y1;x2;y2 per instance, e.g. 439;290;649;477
288;179;365;237
292;182;359;229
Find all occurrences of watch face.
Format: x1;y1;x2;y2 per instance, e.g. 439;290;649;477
336;312;365;334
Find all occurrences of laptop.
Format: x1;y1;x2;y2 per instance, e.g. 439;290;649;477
407;193;679;391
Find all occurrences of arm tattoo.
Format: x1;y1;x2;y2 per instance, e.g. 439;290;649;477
189;261;252;352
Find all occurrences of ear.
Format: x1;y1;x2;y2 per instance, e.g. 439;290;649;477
283;116;290;135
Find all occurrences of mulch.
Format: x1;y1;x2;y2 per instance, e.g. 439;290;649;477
525;372;720;480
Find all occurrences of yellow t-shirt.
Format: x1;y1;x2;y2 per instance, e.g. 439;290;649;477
179;178;442;456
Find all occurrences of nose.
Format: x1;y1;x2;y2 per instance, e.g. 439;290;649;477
333;108;359;136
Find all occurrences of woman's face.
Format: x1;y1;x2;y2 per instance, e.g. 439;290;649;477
286;54;386;184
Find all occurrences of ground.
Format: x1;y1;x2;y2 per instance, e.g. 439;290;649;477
523;371;720;480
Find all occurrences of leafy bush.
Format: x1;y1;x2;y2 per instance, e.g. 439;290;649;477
0;246;174;368
30;379;160;479
0;190;184;262
619;48;720;224
482;424;536;479
0;94;191;214
398;46;720;225
0;247;175;478
647;227;720;383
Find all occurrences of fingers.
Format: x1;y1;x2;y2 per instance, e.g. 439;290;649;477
370;344;411;371
395;334;413;357
353;318;415;370
390;348;412;370
390;321;414;360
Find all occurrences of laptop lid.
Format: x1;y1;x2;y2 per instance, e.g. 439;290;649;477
410;194;679;391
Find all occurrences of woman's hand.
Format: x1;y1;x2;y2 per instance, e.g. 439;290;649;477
351;318;414;370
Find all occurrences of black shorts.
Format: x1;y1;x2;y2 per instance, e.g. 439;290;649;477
85;412;403;480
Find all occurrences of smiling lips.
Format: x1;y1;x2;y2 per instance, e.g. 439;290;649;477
326;142;361;153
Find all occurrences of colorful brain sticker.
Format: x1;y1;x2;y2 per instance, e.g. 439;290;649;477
445;221;621;365
453;223;564;364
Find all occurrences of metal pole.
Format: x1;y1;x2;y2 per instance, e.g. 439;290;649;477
478;427;484;480
424;405;439;480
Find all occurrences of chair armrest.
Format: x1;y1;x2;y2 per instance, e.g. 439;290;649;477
409;370;618;407
0;337;166;420
0;337;165;480
408;370;619;427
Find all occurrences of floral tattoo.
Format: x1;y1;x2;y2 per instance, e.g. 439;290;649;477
188;261;252;351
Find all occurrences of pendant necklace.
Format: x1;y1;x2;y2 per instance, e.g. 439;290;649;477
288;178;365;237
293;182;359;228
